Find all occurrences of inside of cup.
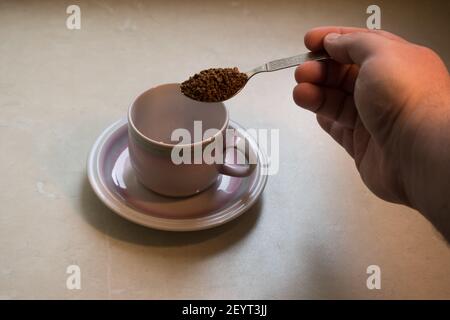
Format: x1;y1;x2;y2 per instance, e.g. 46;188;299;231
130;83;227;145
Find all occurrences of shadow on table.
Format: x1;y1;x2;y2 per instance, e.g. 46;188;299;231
78;176;262;250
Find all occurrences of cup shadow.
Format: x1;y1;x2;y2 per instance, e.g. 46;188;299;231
78;175;263;249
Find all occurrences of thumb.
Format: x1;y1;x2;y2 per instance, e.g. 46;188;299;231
323;32;386;65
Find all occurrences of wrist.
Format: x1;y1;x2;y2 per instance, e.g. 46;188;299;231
400;109;450;241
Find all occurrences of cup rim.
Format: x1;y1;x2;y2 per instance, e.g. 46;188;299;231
127;83;229;150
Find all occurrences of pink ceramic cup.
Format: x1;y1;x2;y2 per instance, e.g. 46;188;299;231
127;83;256;197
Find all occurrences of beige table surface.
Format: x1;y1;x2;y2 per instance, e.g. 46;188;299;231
1;0;449;299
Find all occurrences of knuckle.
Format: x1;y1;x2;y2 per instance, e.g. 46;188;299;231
418;46;440;59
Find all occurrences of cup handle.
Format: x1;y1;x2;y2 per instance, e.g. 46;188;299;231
217;135;257;177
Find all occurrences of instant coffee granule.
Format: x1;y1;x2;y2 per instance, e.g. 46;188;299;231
181;67;248;102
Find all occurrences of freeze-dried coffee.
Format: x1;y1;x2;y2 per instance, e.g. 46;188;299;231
181;67;248;102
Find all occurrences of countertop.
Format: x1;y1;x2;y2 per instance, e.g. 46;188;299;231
0;0;449;299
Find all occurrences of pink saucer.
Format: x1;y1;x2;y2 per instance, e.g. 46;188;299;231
87;118;268;231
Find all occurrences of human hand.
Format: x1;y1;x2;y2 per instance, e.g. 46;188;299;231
293;26;450;240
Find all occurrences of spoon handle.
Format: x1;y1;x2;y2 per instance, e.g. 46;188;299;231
246;51;330;78
267;51;329;71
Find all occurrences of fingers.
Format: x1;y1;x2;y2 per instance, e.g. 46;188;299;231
305;26;401;65
305;26;407;52
323;32;387;65
323;33;379;66
294;60;327;84
316;115;355;158
293;82;358;128
295;60;359;93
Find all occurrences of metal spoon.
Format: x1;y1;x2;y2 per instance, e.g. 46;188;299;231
181;51;330;102
244;51;330;80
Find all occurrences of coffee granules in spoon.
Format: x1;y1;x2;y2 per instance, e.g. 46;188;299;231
181;67;248;102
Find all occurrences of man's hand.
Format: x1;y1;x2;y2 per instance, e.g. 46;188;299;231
293;26;450;241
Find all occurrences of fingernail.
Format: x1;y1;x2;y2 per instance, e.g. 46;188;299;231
325;33;341;41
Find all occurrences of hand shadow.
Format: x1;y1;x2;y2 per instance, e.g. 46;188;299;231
78;176;263;251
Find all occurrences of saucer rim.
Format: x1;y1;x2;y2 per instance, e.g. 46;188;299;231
87;118;268;231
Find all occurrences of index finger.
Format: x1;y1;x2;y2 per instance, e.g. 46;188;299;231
305;26;407;51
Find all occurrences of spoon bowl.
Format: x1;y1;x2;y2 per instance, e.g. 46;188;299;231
181;51;330;102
